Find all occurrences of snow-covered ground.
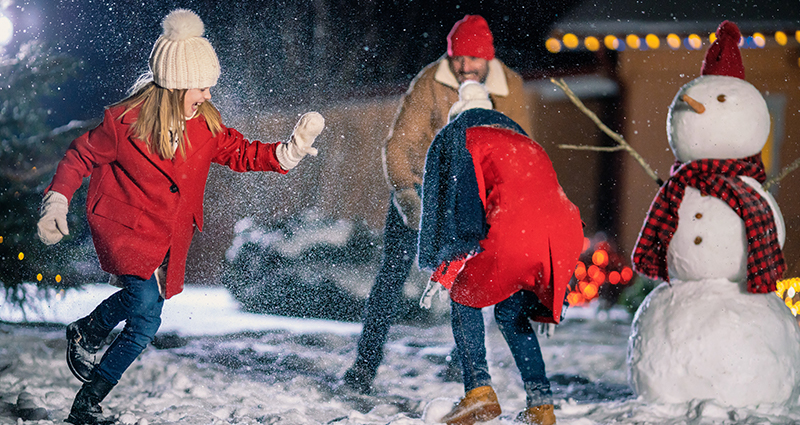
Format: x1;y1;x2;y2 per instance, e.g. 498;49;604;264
1;283;799;424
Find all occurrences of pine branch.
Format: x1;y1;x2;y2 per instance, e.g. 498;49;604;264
550;78;664;186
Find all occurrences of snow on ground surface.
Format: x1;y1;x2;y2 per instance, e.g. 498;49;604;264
2;283;799;424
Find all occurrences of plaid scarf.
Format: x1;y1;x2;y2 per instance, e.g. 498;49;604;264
632;155;785;293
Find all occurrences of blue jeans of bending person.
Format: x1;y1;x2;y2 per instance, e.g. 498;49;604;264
451;290;553;407
351;197;417;380
84;274;164;384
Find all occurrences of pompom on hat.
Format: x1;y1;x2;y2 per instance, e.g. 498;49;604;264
448;80;494;121
447;15;495;61
149;9;220;89
701;20;745;79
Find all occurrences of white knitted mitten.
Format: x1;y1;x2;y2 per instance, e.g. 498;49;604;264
276;112;325;170
37;191;69;245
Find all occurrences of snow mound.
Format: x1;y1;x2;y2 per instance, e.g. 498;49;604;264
628;278;800;407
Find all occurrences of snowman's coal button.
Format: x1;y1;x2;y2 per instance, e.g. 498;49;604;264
695;213;703;219
694;236;703;245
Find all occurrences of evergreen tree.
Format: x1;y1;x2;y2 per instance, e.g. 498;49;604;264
0;40;101;306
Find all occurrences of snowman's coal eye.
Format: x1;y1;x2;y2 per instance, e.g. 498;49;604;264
717;94;726;102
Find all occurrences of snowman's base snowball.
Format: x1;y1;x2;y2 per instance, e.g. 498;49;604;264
627;278;800;408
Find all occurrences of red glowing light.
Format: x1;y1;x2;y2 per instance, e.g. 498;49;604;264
574;262;587;280
592;249;609;267
621;267;633;281
609;271;621;284
582;282;599;299
588;265;600;280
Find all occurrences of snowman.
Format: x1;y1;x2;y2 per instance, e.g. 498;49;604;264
628;21;800;408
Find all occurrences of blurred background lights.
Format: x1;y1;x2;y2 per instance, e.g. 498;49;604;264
709;32;717;44
626;34;641;49
752;33;765;48
666;33;681;49
795;30;800;44
563;33;579;49
775;31;787;46
584;36;600;51
604;35;619;50
645;34;660;49
545;37;561;53
0;12;12;46
687;34;703;49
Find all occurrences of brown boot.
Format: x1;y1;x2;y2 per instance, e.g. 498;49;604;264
516;404;556;425
440;385;502;425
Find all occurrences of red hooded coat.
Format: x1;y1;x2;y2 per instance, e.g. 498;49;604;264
46;105;287;299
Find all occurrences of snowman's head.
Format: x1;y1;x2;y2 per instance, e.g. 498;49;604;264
667;75;770;163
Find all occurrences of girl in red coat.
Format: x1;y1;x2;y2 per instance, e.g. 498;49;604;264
419;81;583;425
35;9;324;425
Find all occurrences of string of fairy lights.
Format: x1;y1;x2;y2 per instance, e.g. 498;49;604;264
545;30;800;57
2;236;64;284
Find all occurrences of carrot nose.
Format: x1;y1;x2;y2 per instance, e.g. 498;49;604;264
681;94;705;114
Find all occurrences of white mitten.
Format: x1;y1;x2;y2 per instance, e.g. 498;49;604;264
393;188;421;230
37;191;69;245
276;111;325;170
537;322;556;339
419;279;448;309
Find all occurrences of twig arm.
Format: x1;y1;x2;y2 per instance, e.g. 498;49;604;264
550;78;663;186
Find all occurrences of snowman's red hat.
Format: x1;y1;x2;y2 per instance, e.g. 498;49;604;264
701;20;745;79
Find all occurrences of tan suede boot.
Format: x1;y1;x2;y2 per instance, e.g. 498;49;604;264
440;385;502;425
516;404;556;425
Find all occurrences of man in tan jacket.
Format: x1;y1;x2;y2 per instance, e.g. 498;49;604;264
343;14;533;394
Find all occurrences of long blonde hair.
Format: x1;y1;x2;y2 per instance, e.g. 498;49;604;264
114;74;223;159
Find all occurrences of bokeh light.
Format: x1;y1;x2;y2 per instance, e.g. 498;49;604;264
775;31;787;46
626;34;641;49
545;37;562;53
604;35;619;50
666;33;681;49
0;13;13;46
584;36;600;51
753;33;766;48
645;34;660;49
563;33;579;49
18;252;24;260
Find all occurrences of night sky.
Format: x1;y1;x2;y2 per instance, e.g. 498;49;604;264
4;0;580;126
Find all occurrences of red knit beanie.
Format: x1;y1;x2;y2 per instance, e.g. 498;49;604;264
447;15;495;61
701;20;745;79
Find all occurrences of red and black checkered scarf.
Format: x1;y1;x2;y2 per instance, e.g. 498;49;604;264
632;155;785;293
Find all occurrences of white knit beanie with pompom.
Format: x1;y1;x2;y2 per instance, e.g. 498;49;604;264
448;80;494;122
149;9;220;89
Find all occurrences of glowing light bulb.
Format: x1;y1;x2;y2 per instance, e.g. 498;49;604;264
626;34;641;49
687;34;702;50
667;34;681;49
18;252;24;260
37;274;43;281
751;33;765;48
584;36;600;51
604;35;619;50
609;271;621;285
545;38;562;53
56;275;62;283
645;34;660;49
621;267;633;282
563;33;579;49
775;31;787;46
709;33;717;44
592;250;608;267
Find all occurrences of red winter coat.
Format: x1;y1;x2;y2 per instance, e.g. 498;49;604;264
46;105;286;299
451;126;583;322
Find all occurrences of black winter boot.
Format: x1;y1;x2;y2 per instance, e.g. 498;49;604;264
65;374;116;425
66;316;109;383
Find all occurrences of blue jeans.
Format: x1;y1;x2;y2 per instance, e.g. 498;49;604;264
451;290;553;407
351;197;417;378
85;274;164;384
